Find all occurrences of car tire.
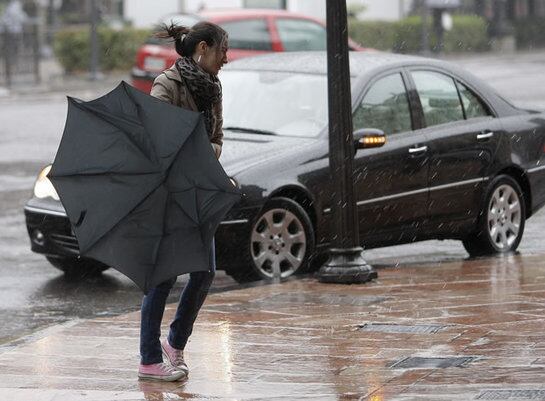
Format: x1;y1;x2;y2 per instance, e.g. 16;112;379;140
46;256;109;278
225;197;315;283
462;174;526;257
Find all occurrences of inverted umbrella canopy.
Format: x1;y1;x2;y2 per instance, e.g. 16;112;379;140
49;81;241;293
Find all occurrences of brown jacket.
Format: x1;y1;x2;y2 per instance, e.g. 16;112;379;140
150;64;223;158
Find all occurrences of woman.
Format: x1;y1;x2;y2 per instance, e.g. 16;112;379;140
138;21;228;382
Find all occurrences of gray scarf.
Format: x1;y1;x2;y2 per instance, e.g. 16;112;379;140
175;57;222;135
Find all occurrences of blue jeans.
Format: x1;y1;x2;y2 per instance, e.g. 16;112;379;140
140;239;216;365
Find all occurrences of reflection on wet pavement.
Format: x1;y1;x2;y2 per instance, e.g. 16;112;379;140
1;253;545;399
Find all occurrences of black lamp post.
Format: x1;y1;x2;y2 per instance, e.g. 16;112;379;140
89;0;101;81
420;0;430;55
317;0;378;284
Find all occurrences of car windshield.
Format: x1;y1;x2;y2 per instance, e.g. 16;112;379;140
220;70;328;137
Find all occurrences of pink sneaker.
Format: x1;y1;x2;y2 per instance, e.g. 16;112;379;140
161;340;189;374
138;362;186;381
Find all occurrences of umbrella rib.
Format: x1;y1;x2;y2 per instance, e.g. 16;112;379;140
172;185;241;195
51;171;162;178
144;183;170;292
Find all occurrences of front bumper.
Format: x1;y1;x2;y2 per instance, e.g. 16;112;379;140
25;203;79;257
24;197;256;270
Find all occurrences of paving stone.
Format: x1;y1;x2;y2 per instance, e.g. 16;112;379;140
1;253;545;399
390;356;477;369
475;389;545;400
357;323;447;334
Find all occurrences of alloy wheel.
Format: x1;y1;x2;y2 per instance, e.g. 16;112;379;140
487;184;522;250
250;208;307;279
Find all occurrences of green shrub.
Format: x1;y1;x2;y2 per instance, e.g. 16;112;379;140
348;20;397;51
349;14;490;54
514;18;545;49
393;15;422;53
54;26;151;73
443;15;490;52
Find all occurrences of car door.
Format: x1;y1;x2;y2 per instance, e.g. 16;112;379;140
408;69;502;230
352;71;430;242
219;18;273;60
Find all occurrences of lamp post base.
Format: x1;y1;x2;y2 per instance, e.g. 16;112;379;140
317;247;377;284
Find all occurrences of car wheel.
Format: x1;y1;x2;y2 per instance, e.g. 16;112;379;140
46;256;109;278
226;197;315;283
462;175;526;257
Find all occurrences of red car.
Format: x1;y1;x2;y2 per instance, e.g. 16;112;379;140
131;8;366;93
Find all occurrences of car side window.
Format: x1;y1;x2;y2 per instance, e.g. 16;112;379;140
220;19;272;51
412;71;464;127
353;73;412;135
456;81;491;119
276;18;327;51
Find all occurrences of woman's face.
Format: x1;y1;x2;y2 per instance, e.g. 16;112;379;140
198;37;229;76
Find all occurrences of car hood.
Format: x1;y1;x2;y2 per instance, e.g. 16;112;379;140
220;131;318;177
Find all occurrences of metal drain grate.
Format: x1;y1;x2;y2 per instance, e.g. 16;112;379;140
390;356;476;369
358;323;446;334
475;390;545;400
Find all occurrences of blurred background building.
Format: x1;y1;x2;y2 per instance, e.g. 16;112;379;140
1;0;545;87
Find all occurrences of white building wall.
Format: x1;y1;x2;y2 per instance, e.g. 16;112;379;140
124;0;178;27
286;0;411;21
124;0;242;27
359;0;410;21
184;0;242;13
124;0;413;28
286;0;326;20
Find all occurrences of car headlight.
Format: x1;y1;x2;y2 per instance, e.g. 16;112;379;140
33;165;59;201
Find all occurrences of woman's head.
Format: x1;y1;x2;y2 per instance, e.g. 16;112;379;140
156;21;228;76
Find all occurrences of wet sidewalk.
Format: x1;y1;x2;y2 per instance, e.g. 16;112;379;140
1;254;545;400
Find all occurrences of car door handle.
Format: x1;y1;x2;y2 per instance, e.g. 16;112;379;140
408;145;428;154
477;131;494;141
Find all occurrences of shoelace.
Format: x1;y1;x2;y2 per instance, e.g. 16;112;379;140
158;362;179;374
172;350;185;365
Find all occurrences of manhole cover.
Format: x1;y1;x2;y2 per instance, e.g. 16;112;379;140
358;323;446;334
390;356;476;369
475;390;545;400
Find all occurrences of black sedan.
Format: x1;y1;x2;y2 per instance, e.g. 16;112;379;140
24;52;545;283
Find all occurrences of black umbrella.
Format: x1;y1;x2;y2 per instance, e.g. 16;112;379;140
48;81;241;293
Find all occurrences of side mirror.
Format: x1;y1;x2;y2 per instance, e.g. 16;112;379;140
353;128;386;153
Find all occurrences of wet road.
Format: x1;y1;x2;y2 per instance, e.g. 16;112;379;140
1;52;545;347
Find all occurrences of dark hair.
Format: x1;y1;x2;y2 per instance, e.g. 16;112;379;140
155;21;227;58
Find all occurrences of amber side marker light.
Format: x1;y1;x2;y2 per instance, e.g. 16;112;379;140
353;128;387;152
360;135;386;146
